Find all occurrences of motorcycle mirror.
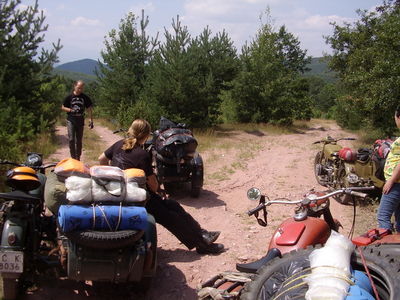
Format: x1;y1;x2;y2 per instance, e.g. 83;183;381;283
247;188;261;201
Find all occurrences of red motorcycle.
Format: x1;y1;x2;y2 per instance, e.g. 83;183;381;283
236;187;400;300
236;187;369;273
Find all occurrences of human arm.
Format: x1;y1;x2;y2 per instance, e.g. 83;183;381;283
147;174;159;194
61;104;74;113
383;163;400;194
98;152;110;165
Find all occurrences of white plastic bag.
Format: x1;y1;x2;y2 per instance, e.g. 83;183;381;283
304;231;355;300
65;176;92;202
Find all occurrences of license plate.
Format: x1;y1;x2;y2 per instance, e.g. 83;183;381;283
0;251;23;273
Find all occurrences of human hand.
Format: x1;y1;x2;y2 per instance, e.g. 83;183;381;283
383;180;393;194
88;120;94;129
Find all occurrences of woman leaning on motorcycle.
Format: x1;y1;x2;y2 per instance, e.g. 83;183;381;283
377;106;400;232
98;119;224;254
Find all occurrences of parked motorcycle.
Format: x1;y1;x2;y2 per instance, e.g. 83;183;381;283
0;153;56;299
114;117;204;198
235;186;370;274
0;155;157;300
149;117;204;198
238;187;400;300
313;136;389;204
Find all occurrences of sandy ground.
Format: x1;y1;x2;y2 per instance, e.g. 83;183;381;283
22;120;366;300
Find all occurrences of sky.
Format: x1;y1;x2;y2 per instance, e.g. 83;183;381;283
20;0;383;65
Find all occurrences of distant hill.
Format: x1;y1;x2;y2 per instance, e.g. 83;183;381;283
55;59;99;76
304;57;337;82
54;56;336;83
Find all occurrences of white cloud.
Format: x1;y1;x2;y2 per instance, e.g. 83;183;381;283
71;16;100;27
129;2;156;16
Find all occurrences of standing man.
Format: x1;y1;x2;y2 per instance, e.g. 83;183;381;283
61;80;93;161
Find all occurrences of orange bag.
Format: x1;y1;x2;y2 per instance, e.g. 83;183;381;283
54;158;90;181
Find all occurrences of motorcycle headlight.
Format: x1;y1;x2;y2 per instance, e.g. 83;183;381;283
347;173;359;184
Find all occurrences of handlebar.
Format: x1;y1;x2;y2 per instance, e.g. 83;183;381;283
0;160;56;171
313;137;356;144
247;187;370;216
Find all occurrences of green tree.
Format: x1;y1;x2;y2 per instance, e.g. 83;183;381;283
96;11;158;122
326;0;400;134
0;0;61;159
145;18;238;127
221;12;311;125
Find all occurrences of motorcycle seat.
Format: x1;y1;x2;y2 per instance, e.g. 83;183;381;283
236;248;281;273
0;190;41;203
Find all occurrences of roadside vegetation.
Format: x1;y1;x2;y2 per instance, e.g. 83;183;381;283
2;0;400;164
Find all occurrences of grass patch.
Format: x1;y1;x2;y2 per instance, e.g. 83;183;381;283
83;126;103;164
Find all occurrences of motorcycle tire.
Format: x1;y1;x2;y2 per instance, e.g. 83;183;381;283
333;165;352;205
2;278;19;300
65;230;143;249
313;151;328;187
190;160;203;198
240;245;400;300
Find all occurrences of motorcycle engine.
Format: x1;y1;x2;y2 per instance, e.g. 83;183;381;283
347;173;360;184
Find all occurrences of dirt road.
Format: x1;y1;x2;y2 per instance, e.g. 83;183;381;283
23;120;371;300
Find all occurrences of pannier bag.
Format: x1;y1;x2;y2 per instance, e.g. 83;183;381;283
124;168;148;203
65;176;92;202
90;165;126;202
58;204;148;232
338;147;357;162
54;158;90;182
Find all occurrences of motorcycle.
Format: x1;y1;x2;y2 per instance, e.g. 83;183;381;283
235;186;371;274
114;117;204;198
236;187;400;300
0;155;157;300
313;136;390;204
0;153;56;299
148;117;204;198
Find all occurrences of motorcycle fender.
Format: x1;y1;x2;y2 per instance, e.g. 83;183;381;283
268;218;330;255
0;218;27;248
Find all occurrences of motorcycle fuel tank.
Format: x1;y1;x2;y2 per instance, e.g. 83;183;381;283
323;144;342;158
268;217;331;255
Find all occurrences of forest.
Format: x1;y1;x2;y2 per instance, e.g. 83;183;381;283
1;0;400;160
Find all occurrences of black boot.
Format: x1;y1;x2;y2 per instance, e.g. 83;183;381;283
196;242;224;255
201;230;220;245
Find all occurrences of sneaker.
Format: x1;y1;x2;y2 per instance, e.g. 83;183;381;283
196;243;225;255
201;230;221;245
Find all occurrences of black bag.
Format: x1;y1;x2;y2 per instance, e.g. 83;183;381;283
154;117;198;159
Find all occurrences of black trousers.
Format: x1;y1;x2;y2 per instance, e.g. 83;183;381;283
145;192;203;249
67;119;84;160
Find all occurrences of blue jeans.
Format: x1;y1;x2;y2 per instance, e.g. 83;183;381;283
377;182;400;232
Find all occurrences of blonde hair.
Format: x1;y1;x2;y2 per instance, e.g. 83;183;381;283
122;119;151;150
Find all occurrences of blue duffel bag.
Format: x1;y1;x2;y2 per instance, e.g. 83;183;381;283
58;204;148;232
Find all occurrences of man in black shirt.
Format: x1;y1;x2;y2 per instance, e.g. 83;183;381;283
61;80;93;161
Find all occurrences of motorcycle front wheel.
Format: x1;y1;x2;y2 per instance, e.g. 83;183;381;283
313;151;328;187
240;245;400;300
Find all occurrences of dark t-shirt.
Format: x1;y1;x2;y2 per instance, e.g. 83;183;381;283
104;139;154;176
63;93;92;123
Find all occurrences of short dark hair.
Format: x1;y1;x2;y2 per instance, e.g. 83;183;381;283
396;106;400;118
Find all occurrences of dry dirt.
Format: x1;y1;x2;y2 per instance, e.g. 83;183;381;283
22;120;372;300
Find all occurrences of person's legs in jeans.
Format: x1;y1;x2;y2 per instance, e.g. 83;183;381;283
75;124;84;160
67;120;77;159
377;183;400;231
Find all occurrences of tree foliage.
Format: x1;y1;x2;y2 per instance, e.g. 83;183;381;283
0;0;62;159
96;11;158;122
326;0;400;134
221;13;312;125
144;19;239;127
